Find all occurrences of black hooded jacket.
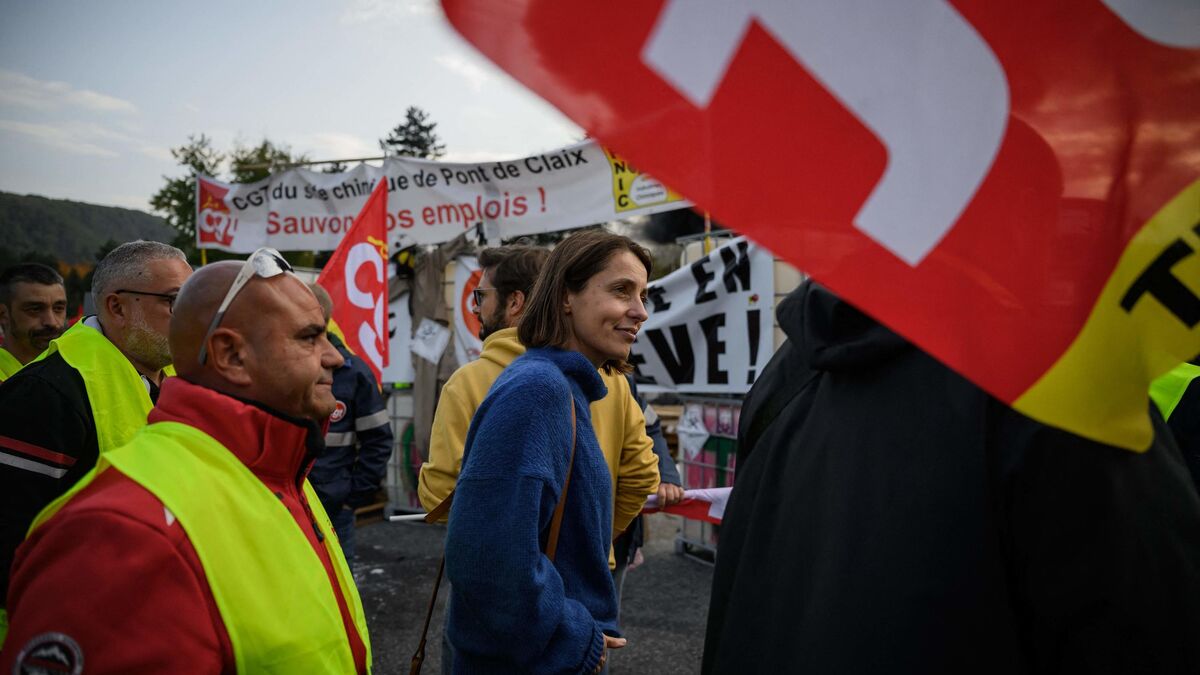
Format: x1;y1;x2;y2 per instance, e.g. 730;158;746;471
703;281;1200;674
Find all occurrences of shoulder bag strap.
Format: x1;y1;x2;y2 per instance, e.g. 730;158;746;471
424;490;454;524
411;391;578;673
545;400;577;561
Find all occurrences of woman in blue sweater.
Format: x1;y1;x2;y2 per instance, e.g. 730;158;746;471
445;229;652;674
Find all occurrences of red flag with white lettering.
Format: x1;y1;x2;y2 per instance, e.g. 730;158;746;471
316;180;390;384
442;0;1200;451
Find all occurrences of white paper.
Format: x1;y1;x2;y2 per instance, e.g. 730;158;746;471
676;403;710;460
411;318;451;364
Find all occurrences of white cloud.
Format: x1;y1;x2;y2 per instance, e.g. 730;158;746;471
80;123;136;144
295;132;379;162
138;145;175;162
341;0;435;24
0;69;137;114
434;54;494;92
0;119;120;157
460;105;499;121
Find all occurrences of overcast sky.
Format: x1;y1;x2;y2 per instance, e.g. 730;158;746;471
0;0;583;211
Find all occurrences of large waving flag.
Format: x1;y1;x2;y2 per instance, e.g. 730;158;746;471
316;180;390;383
442;0;1200;451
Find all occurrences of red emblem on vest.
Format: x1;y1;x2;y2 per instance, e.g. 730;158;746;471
330;401;347;423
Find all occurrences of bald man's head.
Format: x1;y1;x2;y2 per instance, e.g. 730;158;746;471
170;260;344;420
170;261;241;378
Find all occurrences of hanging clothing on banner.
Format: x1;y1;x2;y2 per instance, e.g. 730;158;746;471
387;231;471;461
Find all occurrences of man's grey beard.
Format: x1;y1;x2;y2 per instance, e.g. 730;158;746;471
126;314;172;372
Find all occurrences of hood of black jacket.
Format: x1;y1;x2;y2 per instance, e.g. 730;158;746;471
778;279;910;373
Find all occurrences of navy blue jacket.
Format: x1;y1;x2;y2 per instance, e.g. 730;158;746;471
445;348;617;674
309;337;393;513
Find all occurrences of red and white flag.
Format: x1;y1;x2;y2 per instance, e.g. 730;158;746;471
195;176;238;249
643;487;731;525
442;0;1200;451
316;180;390;383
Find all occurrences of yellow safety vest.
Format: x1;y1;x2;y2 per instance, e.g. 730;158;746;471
0;346;21;382
30;421;372;673
37;322;153;453
0;326;173;649
1151;362;1200;421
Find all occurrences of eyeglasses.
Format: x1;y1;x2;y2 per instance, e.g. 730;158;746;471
198;247;294;365
115;289;178;313
472;287;497;306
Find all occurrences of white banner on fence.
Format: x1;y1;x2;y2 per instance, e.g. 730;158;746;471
381;292;415;385
196;141;691;253
453;256;484;366
631;237;775;394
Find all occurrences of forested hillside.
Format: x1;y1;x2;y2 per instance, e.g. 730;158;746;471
0;191;176;264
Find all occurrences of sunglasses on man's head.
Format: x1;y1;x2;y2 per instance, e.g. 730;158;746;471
197;247;294;365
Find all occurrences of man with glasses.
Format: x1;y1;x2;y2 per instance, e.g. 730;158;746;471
1;251;372;672
418;244;552;513
0;240;190;625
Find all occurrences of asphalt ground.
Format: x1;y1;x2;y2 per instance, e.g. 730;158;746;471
353;512;713;674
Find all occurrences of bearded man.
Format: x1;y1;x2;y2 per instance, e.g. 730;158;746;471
0;263;67;380
0;240;191;619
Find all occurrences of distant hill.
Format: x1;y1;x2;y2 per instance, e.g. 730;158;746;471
0;191;177;264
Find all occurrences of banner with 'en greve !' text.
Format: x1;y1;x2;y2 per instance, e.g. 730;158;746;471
632;237;776;394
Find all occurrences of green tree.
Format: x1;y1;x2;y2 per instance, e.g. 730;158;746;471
149;135;224;263
94;239;121;264
229;139;308;184
151;137;312;266
380;106;446;159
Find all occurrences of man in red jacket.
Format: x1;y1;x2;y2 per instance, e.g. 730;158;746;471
1;253;371;674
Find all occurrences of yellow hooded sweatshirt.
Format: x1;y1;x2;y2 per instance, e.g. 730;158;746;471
418;327;660;568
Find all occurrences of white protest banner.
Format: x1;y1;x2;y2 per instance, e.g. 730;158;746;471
196;141;690;253
453;256;484;365
631;237;774;394
382;293;415;385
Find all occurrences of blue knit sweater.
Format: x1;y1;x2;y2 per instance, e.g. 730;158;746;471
445;347;617;674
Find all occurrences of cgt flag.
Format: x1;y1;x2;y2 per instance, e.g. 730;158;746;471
196;176;238;249
316;180;390;384
442;0;1200;451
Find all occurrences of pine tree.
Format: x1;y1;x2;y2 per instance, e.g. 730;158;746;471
380;106;446;159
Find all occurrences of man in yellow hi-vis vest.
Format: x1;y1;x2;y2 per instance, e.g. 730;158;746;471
1;251;372;673
0;241;191;630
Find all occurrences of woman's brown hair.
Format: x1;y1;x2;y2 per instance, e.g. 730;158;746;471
518;228;652;373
